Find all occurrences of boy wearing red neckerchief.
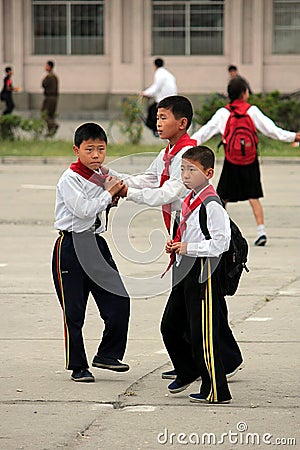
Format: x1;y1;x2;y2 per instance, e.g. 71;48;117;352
52;122;130;383
108;95;243;382
161;145;232;404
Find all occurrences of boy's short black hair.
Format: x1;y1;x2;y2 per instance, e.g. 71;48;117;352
47;60;55;69
227;76;248;102
154;58;164;68
74;122;107;147
5;67;12;73
157;95;193;129
228;64;237;72
182;145;215;170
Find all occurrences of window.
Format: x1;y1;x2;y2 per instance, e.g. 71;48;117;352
32;0;104;55
273;0;300;54
152;0;224;55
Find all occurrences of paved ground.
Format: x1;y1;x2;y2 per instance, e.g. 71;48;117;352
0;155;299;449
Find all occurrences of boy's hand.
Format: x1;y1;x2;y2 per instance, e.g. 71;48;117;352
165;240;173;254
104;176;124;197
171;242;188;255
118;184;128;197
294;133;300;142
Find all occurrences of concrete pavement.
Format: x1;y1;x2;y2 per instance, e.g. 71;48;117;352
0;156;299;449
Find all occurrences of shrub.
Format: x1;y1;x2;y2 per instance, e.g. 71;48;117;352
0;114;22;140
119;97;144;145
21;116;47;140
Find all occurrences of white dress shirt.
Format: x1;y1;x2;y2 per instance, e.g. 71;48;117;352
109;145;192;212
191;105;296;144
176;185;231;265
54;168;112;233
143;67;178;103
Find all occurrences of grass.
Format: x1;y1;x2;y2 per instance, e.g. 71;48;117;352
0;134;299;158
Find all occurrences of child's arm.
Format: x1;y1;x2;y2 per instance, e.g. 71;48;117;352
191;108;228;144
105;150;188;207
249;106;298;142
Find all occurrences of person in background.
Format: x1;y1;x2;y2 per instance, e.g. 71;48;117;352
192;76;300;246
142;58;178;136
41;60;59;137
228;65;253;95
1;67;21;115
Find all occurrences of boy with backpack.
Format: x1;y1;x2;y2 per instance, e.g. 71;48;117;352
191;76;300;246
161;145;232;404
108;95;243;381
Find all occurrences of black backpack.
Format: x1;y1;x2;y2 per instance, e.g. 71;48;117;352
199;195;249;296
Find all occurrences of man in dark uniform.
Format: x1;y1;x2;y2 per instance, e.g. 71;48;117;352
41;60;59;137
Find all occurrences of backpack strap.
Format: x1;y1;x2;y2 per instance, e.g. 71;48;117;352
199;195;223;240
198;195;223;285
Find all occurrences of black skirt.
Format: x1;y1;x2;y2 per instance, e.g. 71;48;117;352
217;157;263;202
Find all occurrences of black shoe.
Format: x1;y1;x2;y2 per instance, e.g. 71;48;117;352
162;369;177;380
71;369;95;382
254;235;267;246
168;379;193;394
189;393;231;404
226;362;245;380
92;355;130;372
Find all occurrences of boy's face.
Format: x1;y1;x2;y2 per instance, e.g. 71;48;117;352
157;107;187;144
73;138;106;171
181;158;214;193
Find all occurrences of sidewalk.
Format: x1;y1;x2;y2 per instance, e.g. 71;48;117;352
0;158;299;449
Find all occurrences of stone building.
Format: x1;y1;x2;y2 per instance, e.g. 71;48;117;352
1;0;299;114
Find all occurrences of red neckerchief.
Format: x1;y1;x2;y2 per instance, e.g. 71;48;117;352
161;184;217;277
70;158;117;230
160;134;197;233
70;158;107;185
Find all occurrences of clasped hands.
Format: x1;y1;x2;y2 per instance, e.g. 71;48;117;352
165;239;187;255
104;175;128;198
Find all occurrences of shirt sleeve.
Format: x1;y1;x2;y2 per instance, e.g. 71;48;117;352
125;149;187;207
186;202;231;258
248;106;296;142
126;178;187;207
190;108;228;144
143;70;162;99
108;156;160;189
60;174;112;219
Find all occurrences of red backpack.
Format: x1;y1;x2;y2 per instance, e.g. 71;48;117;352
220;101;258;165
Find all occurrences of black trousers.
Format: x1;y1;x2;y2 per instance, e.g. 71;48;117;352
3;94;14;115
52;231;130;371
161;257;232;402
145;102;158;133
170;218;243;375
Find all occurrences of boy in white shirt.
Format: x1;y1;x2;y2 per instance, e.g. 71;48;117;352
161;145;232;404
52;122;130;382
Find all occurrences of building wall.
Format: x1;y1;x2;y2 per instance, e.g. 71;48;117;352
0;0;300;114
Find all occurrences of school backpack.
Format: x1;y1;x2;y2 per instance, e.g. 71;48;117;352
199;195;249;296
219;101;258;165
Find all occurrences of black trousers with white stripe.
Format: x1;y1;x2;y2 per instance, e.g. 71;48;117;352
161;256;232;402
52;231;130;371
171;218;243;375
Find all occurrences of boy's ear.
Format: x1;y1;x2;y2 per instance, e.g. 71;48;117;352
179;117;188;129
206;168;214;179
73;145;79;156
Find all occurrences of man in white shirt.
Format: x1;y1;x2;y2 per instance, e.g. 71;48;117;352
142;58;178;136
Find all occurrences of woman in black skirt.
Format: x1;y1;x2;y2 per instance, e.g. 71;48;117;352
191;77;300;246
